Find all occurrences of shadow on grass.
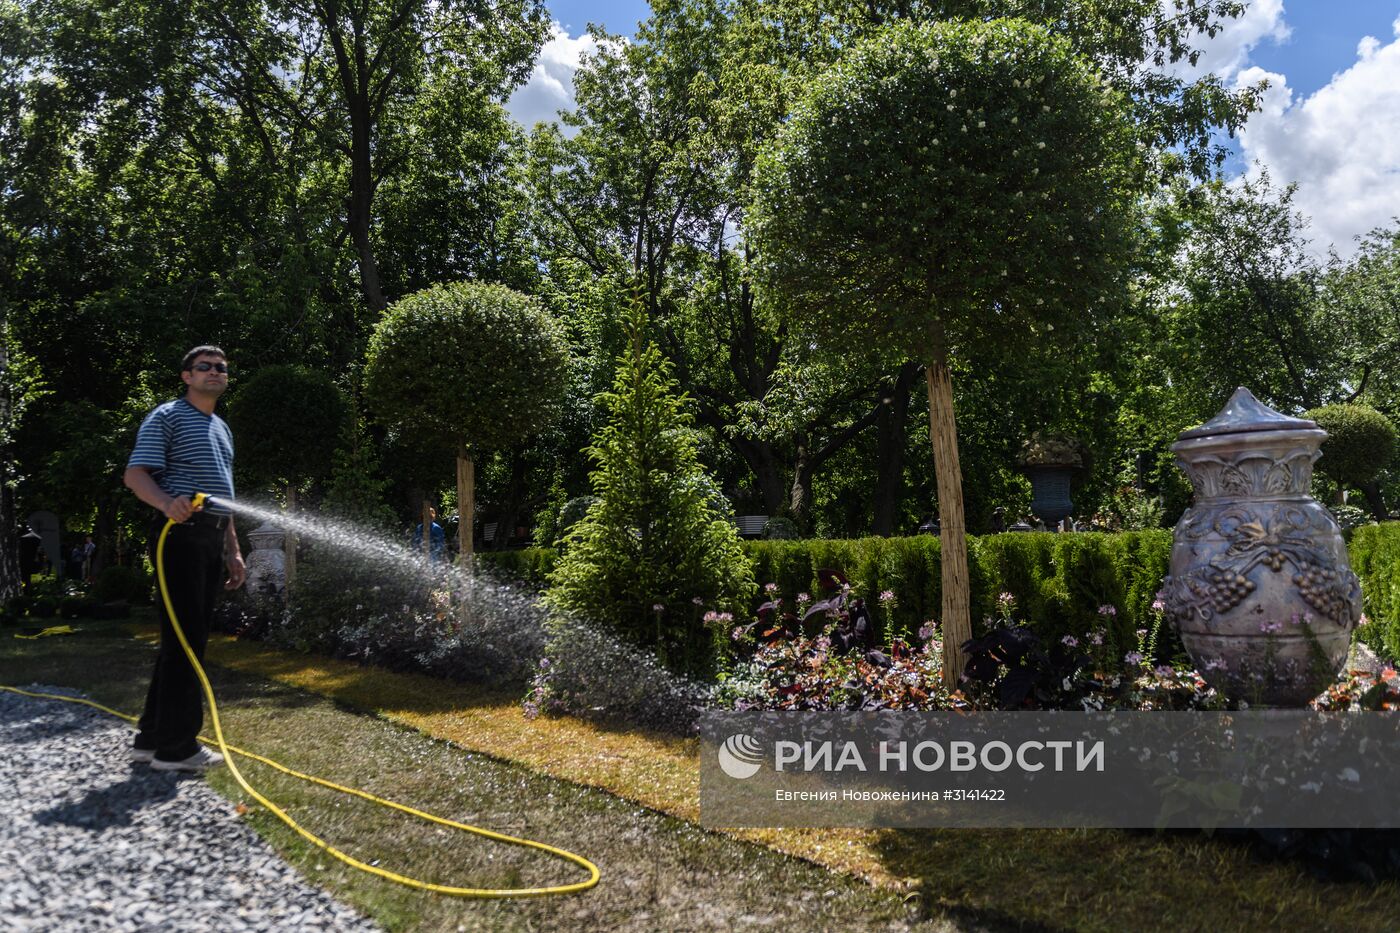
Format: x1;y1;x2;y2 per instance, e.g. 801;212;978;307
870;824;1400;933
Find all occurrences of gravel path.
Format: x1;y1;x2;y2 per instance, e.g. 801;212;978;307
0;685;379;932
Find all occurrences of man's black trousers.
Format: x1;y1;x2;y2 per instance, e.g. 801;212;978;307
135;517;225;762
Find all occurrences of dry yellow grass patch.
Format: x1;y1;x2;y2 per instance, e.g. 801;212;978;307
172;631;904;885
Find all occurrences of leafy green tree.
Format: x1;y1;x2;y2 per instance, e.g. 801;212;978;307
1321;224;1400;413
751;19;1142;685
226;365;348;583
1168;174;1342;411
226;366;348;496
546;306;755;677
321;419;396;532
1307;404;1398;521
525;4;905;523
363;281;569;558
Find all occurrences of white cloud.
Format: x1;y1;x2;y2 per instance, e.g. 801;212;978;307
1234;17;1400;259
1166;0;1289;81
505;24;600;129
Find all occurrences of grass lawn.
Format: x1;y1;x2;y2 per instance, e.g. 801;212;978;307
5;616;1400;931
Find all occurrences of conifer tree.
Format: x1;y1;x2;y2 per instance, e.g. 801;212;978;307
547;305;754;677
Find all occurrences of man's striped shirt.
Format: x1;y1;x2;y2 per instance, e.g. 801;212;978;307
127;398;235;514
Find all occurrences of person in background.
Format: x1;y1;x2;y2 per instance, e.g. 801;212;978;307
413;506;447;562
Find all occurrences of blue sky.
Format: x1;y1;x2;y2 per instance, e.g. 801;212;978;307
511;2;1400;257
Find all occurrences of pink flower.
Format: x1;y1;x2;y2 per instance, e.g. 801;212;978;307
797;593;811;605
1098;604;1117;617
1124;651;1144;666
1089;632;1104;646
652;603;665;613
997;592;1015;607
879;590;896;604
1154;665;1174;678
703;611;719;623
764;582;779;594
692;596;705;606
1061;635;1079;647
1151;598;1165;612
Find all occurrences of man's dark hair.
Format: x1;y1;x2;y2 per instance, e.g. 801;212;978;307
181;345;227;371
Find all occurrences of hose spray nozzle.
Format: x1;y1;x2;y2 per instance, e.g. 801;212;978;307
191;492;208;511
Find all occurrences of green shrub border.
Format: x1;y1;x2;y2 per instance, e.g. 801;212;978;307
482;523;1400;663
479;531;1174;647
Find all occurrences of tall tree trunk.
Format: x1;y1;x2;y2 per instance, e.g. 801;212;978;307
492;449;528;550
284;484;298;587
93;498;117;578
789;439;814;529
872;362;920;536
347;95;387;314
925;325;971;690
0;309;15;601
457;447;474;561
421;499;433;558
749;444;787;516
1360;481;1389;522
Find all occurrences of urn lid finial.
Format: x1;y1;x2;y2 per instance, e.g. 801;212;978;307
1177;387;1318;440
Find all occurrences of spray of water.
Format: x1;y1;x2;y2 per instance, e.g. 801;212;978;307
206;497;710;731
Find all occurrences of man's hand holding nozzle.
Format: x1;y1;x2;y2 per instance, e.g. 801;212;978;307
162;495;196;523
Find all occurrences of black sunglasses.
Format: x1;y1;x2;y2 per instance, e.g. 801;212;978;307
190;361;229;373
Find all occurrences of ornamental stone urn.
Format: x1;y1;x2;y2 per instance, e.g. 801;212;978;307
243;522;287;602
1163;388;1362;706
1019;434;1087;529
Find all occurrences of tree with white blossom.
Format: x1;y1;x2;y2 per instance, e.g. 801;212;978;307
751;18;1143;688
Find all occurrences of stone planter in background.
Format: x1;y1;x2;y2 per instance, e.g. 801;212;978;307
1163;388;1363;706
1019;433;1087;529
244;523;287;603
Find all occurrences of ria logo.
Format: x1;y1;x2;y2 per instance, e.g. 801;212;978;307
717;733;763;779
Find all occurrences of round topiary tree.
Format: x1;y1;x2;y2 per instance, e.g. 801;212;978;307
363;281;570;559
750;19;1142;688
226;365;349;584
1306;403;1398;520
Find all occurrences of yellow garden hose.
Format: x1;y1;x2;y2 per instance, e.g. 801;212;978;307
2;497;600;899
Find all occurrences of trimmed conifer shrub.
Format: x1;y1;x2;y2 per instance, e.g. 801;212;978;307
545;308;755;678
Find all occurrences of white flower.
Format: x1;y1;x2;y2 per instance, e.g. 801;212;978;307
1011;116;1018;124
946;104;955;111
1036;141;1046;149
949;89;957;98
977;120;986;128
1042;105;1051;112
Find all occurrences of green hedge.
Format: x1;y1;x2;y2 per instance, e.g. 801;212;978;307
479;531;1175;648
1351;522;1400;660
370;524;1400;662
746;531;1172;647
475;547;559;589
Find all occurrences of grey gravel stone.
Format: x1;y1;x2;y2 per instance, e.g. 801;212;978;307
0;685;379;932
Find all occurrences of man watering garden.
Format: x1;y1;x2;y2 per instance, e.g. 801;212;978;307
122;345;246;773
